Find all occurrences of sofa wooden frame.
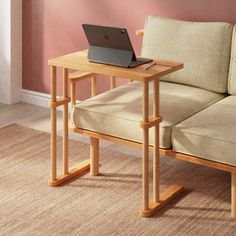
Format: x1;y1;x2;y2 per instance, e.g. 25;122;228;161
47;30;236;218
69;73;236;218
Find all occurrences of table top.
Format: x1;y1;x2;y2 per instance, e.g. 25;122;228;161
48;50;183;82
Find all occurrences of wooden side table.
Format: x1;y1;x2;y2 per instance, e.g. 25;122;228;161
48;50;184;217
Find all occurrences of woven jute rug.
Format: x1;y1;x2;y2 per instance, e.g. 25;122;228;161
0;124;236;236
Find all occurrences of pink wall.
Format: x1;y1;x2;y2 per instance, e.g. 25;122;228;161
23;0;236;100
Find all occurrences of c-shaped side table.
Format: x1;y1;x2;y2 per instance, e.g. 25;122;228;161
48;50;184;217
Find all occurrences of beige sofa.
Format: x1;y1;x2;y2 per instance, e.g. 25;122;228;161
72;16;236;217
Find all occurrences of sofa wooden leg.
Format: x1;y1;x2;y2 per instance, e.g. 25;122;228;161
91;76;97;97
232;173;236;218
90;137;100;176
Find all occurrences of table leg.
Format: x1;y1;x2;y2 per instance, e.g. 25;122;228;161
50;66;57;181
48;67;90;187
153;79;160;203
63;68;69;175
139;79;184;217
141;81;150;211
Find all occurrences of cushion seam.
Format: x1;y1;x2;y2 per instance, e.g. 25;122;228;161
169;95;226;129
173;128;236;145
75;95;225;128
74;107;143;123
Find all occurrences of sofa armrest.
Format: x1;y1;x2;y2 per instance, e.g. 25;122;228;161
69;72;121;107
69;71;96;81
136;29;144;37
69;71;97;106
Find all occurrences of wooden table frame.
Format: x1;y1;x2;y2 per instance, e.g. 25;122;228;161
48;50;184;217
47;27;236;218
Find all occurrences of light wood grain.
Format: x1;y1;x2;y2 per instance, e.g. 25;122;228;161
69;71;96;81
90;137;99;176
48;49;185;217
48;159;90;187
50;66;57;181
91;76;97;97
142;81;149;211
49;51;183;82
139;184;184;217
70;126;142;149
232;173;236;218
139;116;162;129
48;97;71;108
71;81;76;108
160;149;236;174
153;79;160;203
136;29;144;36
70;126;236;174
111;76;116;89
63;68;69;175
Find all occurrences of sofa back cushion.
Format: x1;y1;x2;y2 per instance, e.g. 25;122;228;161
141;16;233;93
228;26;236;95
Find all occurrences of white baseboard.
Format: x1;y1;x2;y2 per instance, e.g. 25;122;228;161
21;89;51;108
20;89;79;111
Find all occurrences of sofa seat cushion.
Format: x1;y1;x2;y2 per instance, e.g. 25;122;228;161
142;16;233;93
72;81;225;148
172;96;236;166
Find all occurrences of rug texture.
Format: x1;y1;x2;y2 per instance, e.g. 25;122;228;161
0;124;236;236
